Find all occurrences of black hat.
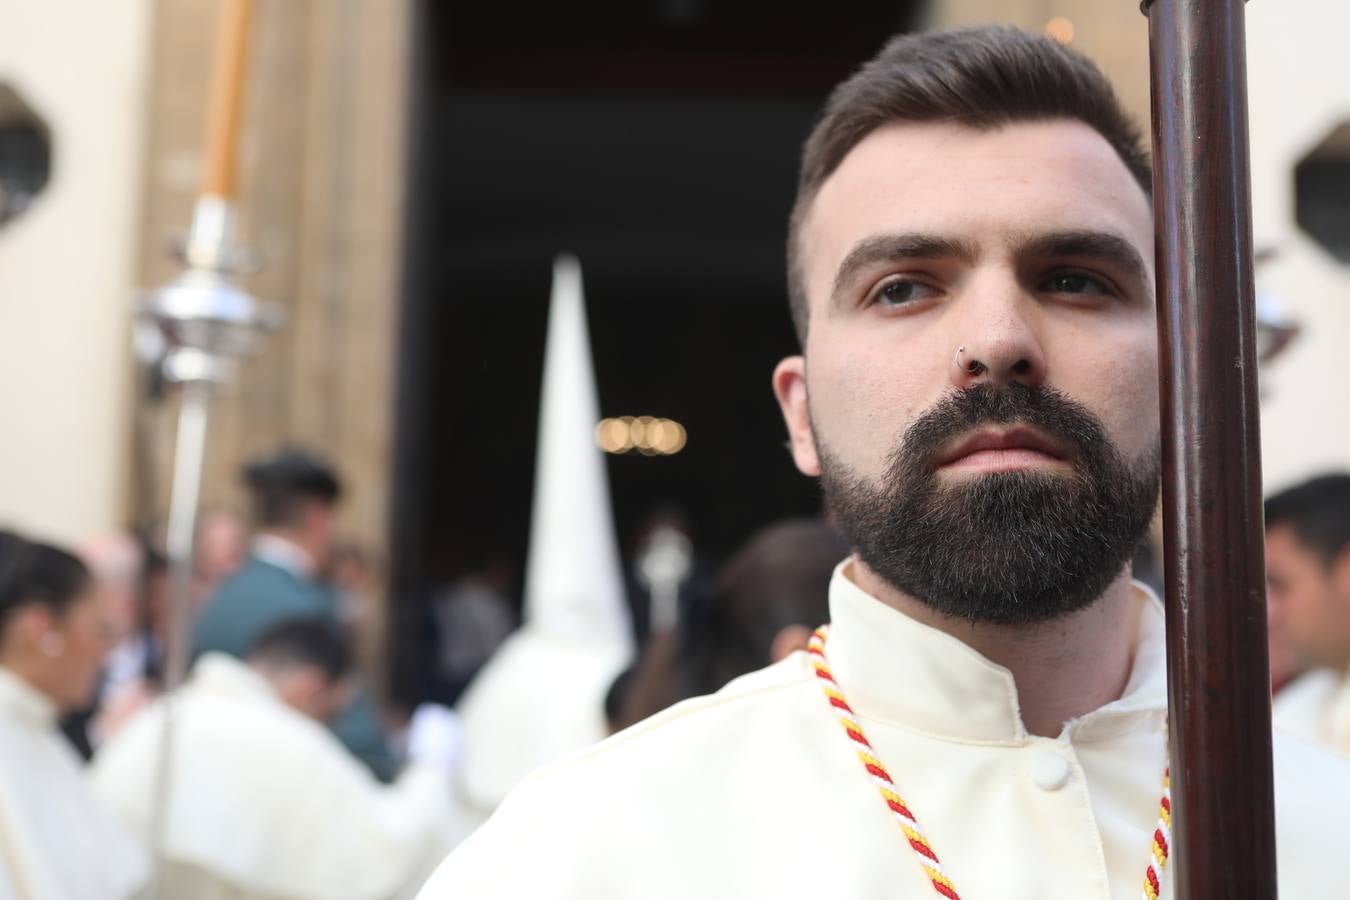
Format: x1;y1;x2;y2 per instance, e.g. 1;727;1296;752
241;450;342;527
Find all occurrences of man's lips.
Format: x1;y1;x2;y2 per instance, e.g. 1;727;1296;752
934;425;1072;473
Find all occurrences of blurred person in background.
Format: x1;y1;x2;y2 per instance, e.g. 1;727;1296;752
76;533;143;660
682;518;849;696
193;449;398;779
0;529;148;899
194;451;343;657
67;534;170;756
61;532;152;758
429;558;517;706
624;505;713;640
1263;585;1306;696
92;618;460;900
194;509;247;601
328;539;383;638
1266;473;1350;753
611;518;847;731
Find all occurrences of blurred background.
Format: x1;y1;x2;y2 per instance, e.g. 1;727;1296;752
0;0;1344;711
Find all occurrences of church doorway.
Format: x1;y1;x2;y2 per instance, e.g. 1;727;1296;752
390;0;929;701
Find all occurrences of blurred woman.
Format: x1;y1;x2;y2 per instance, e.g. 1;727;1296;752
0;530;148;899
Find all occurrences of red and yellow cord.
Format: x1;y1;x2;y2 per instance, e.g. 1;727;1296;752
807;625;1172;900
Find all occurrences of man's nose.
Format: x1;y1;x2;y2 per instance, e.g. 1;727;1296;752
948;278;1047;390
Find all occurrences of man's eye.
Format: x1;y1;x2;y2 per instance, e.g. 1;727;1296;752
1041;272;1112;295
872;279;939;307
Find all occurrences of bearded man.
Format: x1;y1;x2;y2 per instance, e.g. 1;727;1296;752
416;25;1349;900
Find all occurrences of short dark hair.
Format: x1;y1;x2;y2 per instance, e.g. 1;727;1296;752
1265;474;1350;567
242;450;342;529
0;530;91;633
787;25;1151;344
247;618;352;682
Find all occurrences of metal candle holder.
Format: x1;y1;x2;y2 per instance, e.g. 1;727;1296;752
139;194;282;900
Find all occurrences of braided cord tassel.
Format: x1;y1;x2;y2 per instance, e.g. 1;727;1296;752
1142;768;1172;900
808;626;962;900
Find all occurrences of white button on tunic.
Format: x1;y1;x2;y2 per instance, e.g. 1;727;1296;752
1030;750;1073;791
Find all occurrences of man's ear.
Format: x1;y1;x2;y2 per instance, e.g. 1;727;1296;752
10;604;54;647
772;355;821;477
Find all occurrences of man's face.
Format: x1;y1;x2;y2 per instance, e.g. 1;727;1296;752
1266;525;1350;670
275;666;353;722
774;120;1160;619
302;500;338;568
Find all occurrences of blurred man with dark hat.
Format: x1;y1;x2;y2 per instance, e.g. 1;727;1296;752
193;449;397;778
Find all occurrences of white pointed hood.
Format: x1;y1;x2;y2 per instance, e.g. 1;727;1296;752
521;255;633;651
454;256;634;817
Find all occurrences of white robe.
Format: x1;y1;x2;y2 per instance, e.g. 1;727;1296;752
1274;667;1350;756
90;654;458;900
418;563;1350;899
0;667;148;900
454;628;627;826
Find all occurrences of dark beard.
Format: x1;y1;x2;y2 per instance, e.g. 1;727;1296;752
817;383;1159;625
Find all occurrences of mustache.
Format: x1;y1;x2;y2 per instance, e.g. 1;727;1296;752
898;383;1108;471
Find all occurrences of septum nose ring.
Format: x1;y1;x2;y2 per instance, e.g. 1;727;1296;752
955;346;985;375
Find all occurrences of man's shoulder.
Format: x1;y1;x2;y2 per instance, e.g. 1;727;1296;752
1273;669;1340;733
195;560;332;654
1271;730;1350;894
1272;728;1350;796
538;652;817;786
1273;731;1350;828
420;655;821;897
212;558;313;599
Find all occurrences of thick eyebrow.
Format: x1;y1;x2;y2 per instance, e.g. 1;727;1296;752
1011;229;1151;289
830;233;980;305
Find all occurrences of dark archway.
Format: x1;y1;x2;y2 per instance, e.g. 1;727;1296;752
390;1;928;702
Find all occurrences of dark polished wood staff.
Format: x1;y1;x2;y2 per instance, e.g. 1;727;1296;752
1142;1;1279;897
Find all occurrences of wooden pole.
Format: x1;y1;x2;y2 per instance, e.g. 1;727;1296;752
200;0;256;199
1143;1;1278;897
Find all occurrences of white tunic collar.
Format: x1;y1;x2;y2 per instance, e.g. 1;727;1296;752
0;665;58;730
191;652;284;706
251;533;318;580
824;561;1167;744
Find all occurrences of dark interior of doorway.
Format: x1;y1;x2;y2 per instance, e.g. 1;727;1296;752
390;0;929;703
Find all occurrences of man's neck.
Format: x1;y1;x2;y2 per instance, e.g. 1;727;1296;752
252;531;318;579
850;561;1139;738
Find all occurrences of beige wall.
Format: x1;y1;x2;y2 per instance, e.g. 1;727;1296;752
1247;3;1350;492
0;1;151;544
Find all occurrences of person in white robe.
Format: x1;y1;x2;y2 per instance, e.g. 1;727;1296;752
0;530;149;900
418;26;1350;899
91;618;460;900
1266;474;1350;755
454;256;634;826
